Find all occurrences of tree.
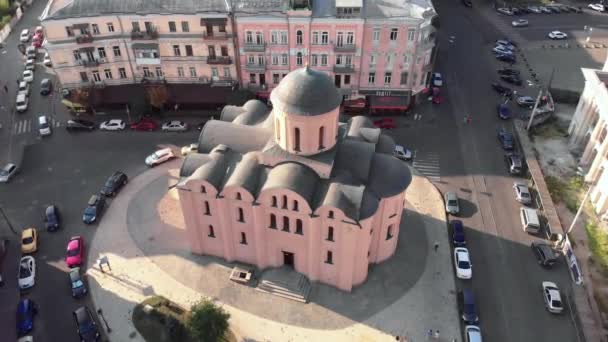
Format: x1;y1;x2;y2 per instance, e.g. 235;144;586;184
144;84;169;113
187;299;230;342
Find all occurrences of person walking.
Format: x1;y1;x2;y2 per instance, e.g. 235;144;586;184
3;84;8;93
434;241;440;252
98;255;111;272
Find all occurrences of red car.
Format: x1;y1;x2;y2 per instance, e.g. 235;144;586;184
65;236;84;268
373;118;396;129
130;118;158;131
32;34;43;48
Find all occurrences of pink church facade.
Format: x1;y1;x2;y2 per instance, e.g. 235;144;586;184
177;66;411;291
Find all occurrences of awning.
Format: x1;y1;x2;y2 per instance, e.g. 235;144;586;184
132;43;159;50
72;23;89;29
77;46;95;52
343;98;366;108
369;96;408;110
200;18;227;25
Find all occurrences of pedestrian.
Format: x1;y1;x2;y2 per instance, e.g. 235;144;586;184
427;329;434;339
434;241;440;251
466;115;472;124
3;84;7;93
98;255;111;272
434;330;440;339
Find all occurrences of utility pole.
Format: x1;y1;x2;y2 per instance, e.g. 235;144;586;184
566;182;595;236
527;67;555;130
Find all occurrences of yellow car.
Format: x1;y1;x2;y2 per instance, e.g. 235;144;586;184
21;228;37;254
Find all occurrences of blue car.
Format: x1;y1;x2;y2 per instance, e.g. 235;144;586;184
461;289;479;324
16;298;37;336
451;220;466;246
497;103;510;119
498;128;514;149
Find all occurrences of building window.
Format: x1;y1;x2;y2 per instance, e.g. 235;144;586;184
346;32;354;44
312;31;318;44
282;195;288;209
280;31;288;44
327;226;334;241
112;46;121;57
201;185;207;193
97;47;106;58
221;45;228;57
296;52;302;66
107;23;114;32
237;207;244;222
408;29;416;41
390;28;398;40
247;55;255;64
336;54;343;65
66;26;74;37
416;56;422;65
181;21;190;32
370;54;376;67
296;30;303;45
272;55;278;65
92;24;99;35
281;54;288;65
420;73;426;86
168;21;176;32
328;210;334;218
311;54;318;66
104;69;112;79
344;75;351;85
321;54;328;66
73;50;81;61
132;22;140;32
255;32;263;44
219;24;226;32
257;55;264;65
208;225;215;237
155;67;163;77
211;67;219;78
204;201;211;215
236;192;241;201
296;219;303;235
404;54;411;65
173;45;181;56
400;72;408;85
189;67;197;77
92;70;101;82
119;68;127;79
271;31;278;44
249;73;256;84
319;126;325;150
372;29;380;42
79;72;88;82
282;216;290;232
240;232;247;245
386;53;393;68
273;73;280;84
294;127;301;151
245;31;253;43
270;214;277;228
368;72;375;84
386;224;394;240
412;73;418;86
177;67;185;77
325;251;333;264
185;45;193;56
223;67;230;78
321;32;328;44
293;200;299;211
142;67;152;77
384;72;392;85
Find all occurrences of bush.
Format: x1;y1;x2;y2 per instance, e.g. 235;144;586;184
188;299;230;342
586;222;608;277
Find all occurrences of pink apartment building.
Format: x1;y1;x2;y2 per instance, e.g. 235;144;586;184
177;66;412;291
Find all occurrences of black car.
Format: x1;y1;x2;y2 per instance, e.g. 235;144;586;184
66;119;96;132
497;68;520;76
500;74;522;86
69;268;87;298
83;195;105;224
498;128;514;150
73;306;100;342
496;54;516;63
505;153;523;175
45;205;60;232
491;83;513;97
531;242;558;267
100;171;128;197
40;78;52;96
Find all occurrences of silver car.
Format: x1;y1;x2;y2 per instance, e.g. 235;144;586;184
512;19;529;27
513;182;532;205
0;163;18;183
162;120;188;132
445;192;460;215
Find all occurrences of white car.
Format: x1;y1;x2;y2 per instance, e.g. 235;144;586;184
43;52;52;67
548;31;568;40
588;3;605;11
394;145;413;161
454;247;473;279
19;29;30;43
0;163;17;183
432;72;443;87
181;143;198;156
542;281;564;314
18;81;30;96
497;7;513;15
493;46;514;55
100;119;126;131
16;93;28;112
23;70;34;83
496;40;516;49
513;183;532;205
18;256;36;290
145;148;175;166
162;120;188;132
512;19;529;27
445;191;460;215
465;325;482;342
24;58;35;71
528;6;542;13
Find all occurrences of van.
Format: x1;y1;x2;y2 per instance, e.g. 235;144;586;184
38;116;51;136
520;207;540;234
16;93;28;112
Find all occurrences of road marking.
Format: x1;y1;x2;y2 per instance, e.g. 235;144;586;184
412;150;441;182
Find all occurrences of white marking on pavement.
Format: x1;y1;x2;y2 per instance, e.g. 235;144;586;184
413;151;441;182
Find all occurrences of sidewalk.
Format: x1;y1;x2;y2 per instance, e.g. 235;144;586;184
86;161;459;342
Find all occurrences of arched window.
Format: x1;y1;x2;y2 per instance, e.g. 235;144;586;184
272;196;277;207
282;216;290;232
294;128;301;151
296;52;302;66
204;201;211;215
236;192;242;200
318;126;325;150
295;219;303;235
328;210;334;219
237;207;244;222
270;214;277;228
208;225;215;238
386;224;394;240
282;195;288;209
327;226;334;241
293;200;298;211
296;30;303;45
201;185;206;193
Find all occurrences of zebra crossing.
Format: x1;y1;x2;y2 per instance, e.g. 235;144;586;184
13;117;61;135
412;150;441;182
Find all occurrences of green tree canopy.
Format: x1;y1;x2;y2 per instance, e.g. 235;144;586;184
188;299;230;342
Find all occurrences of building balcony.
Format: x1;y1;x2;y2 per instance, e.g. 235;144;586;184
76;59;103;67
211;76;237;87
136;76;167;84
131;29;159;40
333;44;356;53
245;63;266;72
135;57;161;65
207;56;232;65
243;43;266;52
75;34;94;44
203;32;233;40
333;65;355;74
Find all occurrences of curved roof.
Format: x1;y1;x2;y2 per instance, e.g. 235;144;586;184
233;100;270;126
186;146;231;188
223;153;262;195
270;67;341;117
198;120;271;154
261;162;319;203
367;153;412;198
180;153;212;178
376;134;396;154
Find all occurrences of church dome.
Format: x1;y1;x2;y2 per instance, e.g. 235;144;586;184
270;66;342;117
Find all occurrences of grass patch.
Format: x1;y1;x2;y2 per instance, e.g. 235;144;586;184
586;222;608;277
545;175;586;213
534;121;569;139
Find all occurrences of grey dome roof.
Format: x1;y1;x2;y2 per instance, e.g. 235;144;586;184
270;67;341;116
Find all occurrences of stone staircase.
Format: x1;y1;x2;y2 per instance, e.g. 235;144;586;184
255;267;312;303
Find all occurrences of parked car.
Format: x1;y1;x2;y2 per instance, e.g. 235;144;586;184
16;299;37;336
43;52;52;67
38;115;52;136
18;256;36;290
18;81;30;96
39;78;52;95
69;267;87;298
497;68;520;76
145;148;175;167
20;29;30;43
532;242;558;267
99;119;125;131
0;163;18;182
394;145;413;161
510;7;521;15
161;120;188;132
528;5;542;13
66;119;96;132
491;83;513;97
588;3;604;11
82;195;105;224
454;247;473;279
540;6;552;13
497;103;511;119
542;281;564;314
548;31;568;40
181;143;198;156
100;171;128;197
445;192;460;215
500;74;522;86
513;183;532;205
496;53;516;63
516;96;535;108
45;205;60;232
23;70;34;83
72;306;100;341
465;325;482;342
505;153;523;175
497;7;514;15
24;58;35;71
493;46;514;55
452;220;466;246
497;128;514;150
496;39;517;48
460;288;479;324
568;5;583;13
16;93;29;113
65;236;85;268
21;228;38;254
432;72;443;87
130;117;158;131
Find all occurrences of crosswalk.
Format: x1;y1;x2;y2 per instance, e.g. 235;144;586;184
412;150;441;182
13;117;61;135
